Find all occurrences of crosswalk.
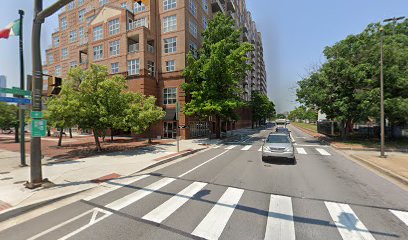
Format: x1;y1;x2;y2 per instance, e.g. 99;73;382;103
42;175;408;240
212;144;332;156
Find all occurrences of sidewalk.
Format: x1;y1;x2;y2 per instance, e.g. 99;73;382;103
291;124;408;186
0;138;214;217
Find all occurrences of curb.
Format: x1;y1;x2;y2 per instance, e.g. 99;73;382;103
348;154;408;186
0;147;206;223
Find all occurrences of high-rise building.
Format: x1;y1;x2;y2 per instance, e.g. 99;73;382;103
43;0;266;139
0;75;6;97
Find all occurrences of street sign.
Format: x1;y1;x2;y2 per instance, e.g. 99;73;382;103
31;111;43;119
0;96;31;104
0;87;31;96
31;120;47;137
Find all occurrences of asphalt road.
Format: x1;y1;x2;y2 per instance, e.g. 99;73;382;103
1;125;408;240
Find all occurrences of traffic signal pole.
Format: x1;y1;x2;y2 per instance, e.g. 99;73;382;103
27;0;74;188
18;9;27;167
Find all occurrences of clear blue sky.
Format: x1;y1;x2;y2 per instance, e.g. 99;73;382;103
1;1;407;113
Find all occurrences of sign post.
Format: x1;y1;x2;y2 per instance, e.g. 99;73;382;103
176;102;180;153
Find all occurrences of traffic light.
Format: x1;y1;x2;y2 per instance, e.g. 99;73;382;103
47;76;62;97
133;0;149;6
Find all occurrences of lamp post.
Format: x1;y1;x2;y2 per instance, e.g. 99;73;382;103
379;16;405;158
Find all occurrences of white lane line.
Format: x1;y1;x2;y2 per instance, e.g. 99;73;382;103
264;195;295;240
296;148;307;155
142;182;207;223
390;210;408;226
241;145;252;151
213;145;221;149
325;202;376;240
290;134;296;143
242;137;253;143
192;187;244;240
178;150;229;178
316;148;331;156
225;145;237;150
296;144;329;147
258;147;263;152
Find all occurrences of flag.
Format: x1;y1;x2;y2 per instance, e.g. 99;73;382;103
0;19;20;39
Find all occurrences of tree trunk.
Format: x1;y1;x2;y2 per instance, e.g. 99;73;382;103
340;120;346;140
110;128;114;142
47;129;51;137
69;128;72;138
215;115;221;139
93;129;102;152
251;120;254;129
58;128;63;147
148;126;153;144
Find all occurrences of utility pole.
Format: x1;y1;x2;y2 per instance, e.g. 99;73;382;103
18;9;27;167
27;0;74;189
378;16;405;158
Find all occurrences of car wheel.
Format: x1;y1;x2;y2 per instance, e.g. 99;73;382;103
291;158;297;165
262;156;267;162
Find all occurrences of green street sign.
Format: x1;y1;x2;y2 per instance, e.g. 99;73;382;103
31;120;47;137
0;87;31;96
31;111;43;119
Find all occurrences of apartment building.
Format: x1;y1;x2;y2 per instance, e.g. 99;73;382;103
43;0;266;139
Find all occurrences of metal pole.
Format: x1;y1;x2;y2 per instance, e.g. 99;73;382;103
27;0;44;188
379;28;386;158
18;9;27;167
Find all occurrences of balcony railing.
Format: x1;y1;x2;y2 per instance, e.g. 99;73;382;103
128;43;140;53
147;44;155;53
128;18;148;31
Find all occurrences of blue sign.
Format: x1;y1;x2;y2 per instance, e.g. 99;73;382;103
0;97;32;105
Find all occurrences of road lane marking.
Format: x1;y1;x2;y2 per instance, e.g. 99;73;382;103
225;145;237;150
142;182;207;223
264;195;295;240
296;148;307;155
290;134;296;142
390;210;408;226
178;150;229;178
213;145;221;149
258;147;263;152
241;145;252;151
325;202;376;240
192;187;244;240
316;148;331;156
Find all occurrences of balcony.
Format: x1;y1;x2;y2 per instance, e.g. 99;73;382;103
147;44;155;53
227;0;236;12
211;0;225;13
128;18;148;31
128;43;140;53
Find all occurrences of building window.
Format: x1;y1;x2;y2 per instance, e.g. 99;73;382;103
61;17;67;30
55;65;62;77
69;31;77;43
189;0;197;17
93;45;103;60
189;41;198;58
202;0;208;14
163;15;177;33
109;40;120;56
164;0;176;11
79;27;84;39
68;1;75;10
78;0;84;6
70;61;77;68
99;0;108;6
133;1;146;13
108;18;120;35
163;88;177;105
111;62;119;74
53;36;60;47
61;48;68;59
202;16;208;29
127;59;140;75
47;54;54;64
166;60;175;72
147;61;155;77
189;19;197;38
164;37;177;53
93;25;103;41
79;9;86;23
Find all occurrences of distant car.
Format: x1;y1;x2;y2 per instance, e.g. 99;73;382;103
275;127;290;135
262;133;296;164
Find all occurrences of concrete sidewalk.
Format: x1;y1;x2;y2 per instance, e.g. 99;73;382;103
0;138;215;216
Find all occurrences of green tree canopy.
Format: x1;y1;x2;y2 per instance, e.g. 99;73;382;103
250;91;275;127
0;102;18;130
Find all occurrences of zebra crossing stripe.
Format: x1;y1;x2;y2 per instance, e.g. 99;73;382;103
316;148;331;156
390;210;408;226
258;147;263;152
213;145;221;149
142;182;208;223
264;195;295;240
325;202;376;240
296;148;307;155
192;187;244;240
225;145;237;150
241;145;252;151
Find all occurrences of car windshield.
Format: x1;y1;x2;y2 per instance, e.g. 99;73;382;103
267;135;290;143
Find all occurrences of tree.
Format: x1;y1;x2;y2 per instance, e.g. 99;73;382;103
276;114;286;119
250;91;275;127
45;76;80;146
0;102;18;132
182;13;254;138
